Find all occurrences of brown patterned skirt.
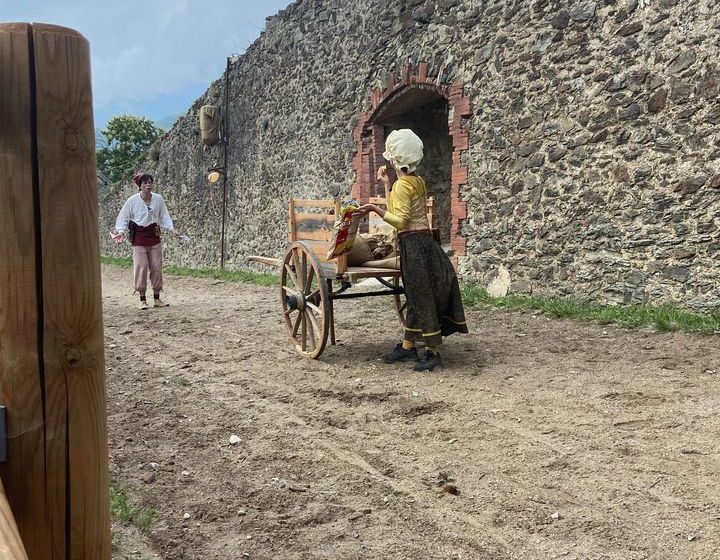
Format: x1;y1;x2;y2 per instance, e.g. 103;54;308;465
399;232;468;347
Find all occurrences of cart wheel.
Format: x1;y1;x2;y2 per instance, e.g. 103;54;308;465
281;241;330;358
393;276;408;327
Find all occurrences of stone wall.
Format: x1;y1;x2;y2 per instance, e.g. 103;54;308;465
99;0;720;310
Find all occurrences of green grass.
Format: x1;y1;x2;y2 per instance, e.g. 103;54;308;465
110;485;156;535
460;282;720;335
102;256;133;269
174;375;190;387
101;257;720;335
110;486;135;523
101;256;279;286
135;508;157;533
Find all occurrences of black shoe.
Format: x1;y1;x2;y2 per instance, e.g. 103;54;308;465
383;344;419;364
414;351;441;372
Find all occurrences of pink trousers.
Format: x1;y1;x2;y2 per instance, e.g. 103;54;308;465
132;243;163;293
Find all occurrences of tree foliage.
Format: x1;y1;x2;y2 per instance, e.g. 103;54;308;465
97;115;161;182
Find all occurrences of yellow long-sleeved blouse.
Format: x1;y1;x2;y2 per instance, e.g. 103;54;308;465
382;175;429;232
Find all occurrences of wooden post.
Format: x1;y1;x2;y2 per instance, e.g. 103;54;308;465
289;198;297;242
0;22;111;559
0;480;28;560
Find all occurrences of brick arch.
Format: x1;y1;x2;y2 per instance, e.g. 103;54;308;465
351;63;471;261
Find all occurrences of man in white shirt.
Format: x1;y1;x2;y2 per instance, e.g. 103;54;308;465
112;173;183;309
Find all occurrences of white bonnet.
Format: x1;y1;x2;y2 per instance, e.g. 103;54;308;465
382;129;424;173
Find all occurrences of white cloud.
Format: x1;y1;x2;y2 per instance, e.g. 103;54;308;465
8;0;291;123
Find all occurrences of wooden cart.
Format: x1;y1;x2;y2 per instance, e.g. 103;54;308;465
247;197;434;358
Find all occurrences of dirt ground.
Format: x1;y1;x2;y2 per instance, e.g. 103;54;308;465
103;264;720;560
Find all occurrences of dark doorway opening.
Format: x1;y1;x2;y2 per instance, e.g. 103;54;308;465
352;65;471;265
374;97;452;244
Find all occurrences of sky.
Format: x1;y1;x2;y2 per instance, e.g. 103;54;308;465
5;0;292;129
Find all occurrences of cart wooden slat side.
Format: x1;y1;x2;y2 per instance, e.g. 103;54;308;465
246;255;401;283
247;197;433;358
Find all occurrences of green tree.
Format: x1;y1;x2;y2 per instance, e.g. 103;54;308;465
97;115;161;182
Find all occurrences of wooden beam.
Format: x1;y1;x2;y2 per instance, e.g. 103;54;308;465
0;22;49;559
0;22;110;559
246;256;282;268
344;267;402;283
33;23;110;558
0;480;28;560
291;199;337;209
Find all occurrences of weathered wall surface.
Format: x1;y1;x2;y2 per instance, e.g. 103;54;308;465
99;0;720;309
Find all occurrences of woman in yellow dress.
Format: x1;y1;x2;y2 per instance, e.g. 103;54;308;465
354;129;468;371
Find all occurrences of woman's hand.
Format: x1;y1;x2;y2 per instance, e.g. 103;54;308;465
353;204;374;217
171;229;182;238
110;231;125;244
353;203;384;219
376;165;390;184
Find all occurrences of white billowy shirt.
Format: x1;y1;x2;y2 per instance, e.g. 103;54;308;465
114;192;175;233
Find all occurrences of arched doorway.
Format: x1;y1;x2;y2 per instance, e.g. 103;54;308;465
352;63;471;264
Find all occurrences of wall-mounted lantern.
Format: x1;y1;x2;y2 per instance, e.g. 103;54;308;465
207;166;225;184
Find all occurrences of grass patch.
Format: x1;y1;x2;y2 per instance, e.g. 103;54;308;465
460;282;720;335
174;375;190;387
110;485;156;535
102;256;133;269
110;486;135;523
135;508;157;533
101;257;720;335
101;256;279;286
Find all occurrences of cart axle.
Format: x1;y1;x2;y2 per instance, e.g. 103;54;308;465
285;293;300;311
330;288;404;300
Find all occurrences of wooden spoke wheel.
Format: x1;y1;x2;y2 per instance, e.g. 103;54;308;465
280;241;330;358
393;275;408;327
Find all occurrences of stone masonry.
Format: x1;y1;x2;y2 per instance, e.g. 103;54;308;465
99;0;720;310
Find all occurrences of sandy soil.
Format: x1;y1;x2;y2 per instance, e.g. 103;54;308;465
103;264;720;560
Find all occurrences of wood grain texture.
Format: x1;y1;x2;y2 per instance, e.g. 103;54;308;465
32;23;111;559
297;240;335;264
294;212;335;227
288;198;297;242
0;480;28;559
293;229;332;242
0;22;50;559
0;23;110;559
292;199;337;209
